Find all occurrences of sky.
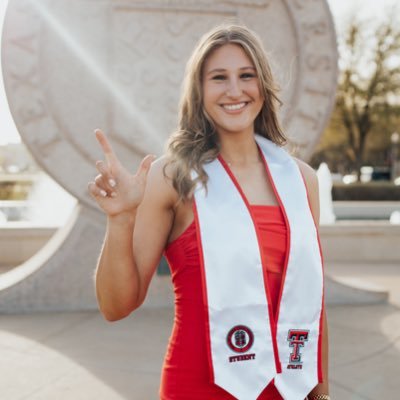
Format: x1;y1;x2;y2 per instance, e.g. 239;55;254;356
0;0;399;145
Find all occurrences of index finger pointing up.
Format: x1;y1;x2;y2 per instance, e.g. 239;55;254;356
95;129;118;165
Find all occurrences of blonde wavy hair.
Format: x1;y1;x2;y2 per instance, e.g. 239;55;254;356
165;24;287;201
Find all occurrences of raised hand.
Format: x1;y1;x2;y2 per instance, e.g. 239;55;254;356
88;129;155;217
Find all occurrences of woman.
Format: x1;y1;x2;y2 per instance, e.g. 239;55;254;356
88;24;330;400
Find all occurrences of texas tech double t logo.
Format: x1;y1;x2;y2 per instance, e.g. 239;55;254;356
287;329;309;369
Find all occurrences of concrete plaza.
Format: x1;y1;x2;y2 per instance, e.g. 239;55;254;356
1;264;399;400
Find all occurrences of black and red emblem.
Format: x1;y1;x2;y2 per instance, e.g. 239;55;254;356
287;329;309;369
226;325;254;353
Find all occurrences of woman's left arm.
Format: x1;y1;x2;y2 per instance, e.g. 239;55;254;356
294;158;330;399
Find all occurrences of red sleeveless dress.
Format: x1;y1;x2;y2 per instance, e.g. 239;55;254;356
161;205;287;399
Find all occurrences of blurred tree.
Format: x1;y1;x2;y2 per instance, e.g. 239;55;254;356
312;10;400;178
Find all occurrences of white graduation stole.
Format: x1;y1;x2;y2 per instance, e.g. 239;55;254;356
192;135;324;400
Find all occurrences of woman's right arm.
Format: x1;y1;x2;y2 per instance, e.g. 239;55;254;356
88;130;175;321
95;210;140;321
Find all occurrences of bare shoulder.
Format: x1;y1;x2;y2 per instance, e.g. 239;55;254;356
144;155;178;209
293;157;318;189
292;157;320;226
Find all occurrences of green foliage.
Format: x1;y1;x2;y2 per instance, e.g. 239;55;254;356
312;10;400;176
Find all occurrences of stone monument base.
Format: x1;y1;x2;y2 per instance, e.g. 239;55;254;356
0;205;396;313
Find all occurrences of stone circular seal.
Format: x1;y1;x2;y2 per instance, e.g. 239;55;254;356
1;0;338;212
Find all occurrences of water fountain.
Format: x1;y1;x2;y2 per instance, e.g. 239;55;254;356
317;162;336;225
390;210;400;224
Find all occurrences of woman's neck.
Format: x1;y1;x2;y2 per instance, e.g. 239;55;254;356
218;133;261;167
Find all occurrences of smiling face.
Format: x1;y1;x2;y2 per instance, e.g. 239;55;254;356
202;43;264;139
